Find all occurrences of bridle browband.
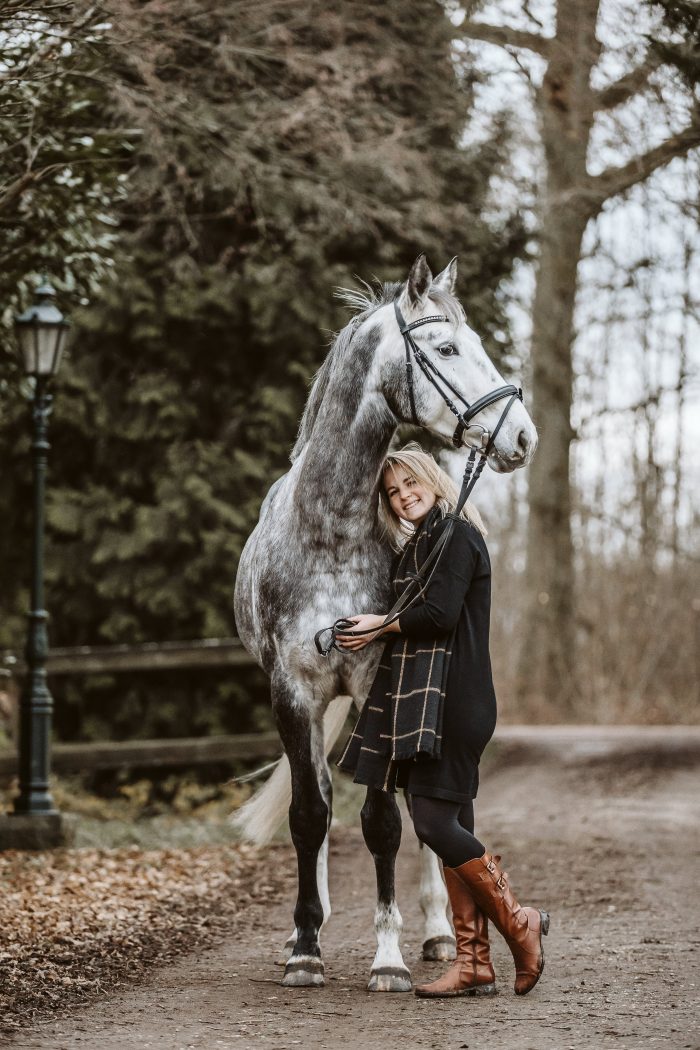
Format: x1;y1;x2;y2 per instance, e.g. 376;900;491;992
314;299;525;657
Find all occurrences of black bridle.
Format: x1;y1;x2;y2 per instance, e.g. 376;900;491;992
314;301;524;657
395;300;522;451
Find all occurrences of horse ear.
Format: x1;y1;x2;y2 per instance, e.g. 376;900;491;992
405;254;433;309
432;257;458;295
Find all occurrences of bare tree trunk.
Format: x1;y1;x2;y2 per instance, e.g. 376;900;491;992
517;210;587;708
516;0;600;710
671;204;692;566
460;0;700;714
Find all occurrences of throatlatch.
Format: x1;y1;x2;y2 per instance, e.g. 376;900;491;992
314;302;523;657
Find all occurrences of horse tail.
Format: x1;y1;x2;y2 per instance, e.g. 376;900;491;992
231;694;354;845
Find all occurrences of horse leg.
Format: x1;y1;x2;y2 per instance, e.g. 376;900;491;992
419;843;457;961
361;787;412;992
274;682;329;987
282;760;332;957
282;835;330;965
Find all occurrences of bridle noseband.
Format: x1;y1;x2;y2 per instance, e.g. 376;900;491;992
313;300;526;657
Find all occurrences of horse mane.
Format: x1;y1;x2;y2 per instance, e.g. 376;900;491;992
290;321;360;462
290;277;464;462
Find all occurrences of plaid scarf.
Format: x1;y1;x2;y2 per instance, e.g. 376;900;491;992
336;505;454;792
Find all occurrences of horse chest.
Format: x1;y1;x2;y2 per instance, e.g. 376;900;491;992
262;558;389;640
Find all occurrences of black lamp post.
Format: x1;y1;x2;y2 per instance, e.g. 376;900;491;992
12;279;70;818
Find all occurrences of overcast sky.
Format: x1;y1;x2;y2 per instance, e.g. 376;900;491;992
446;0;700;559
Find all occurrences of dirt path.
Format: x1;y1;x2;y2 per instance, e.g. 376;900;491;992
8;730;700;1050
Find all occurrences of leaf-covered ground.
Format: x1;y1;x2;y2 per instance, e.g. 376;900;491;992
0;843;294;1033
5;746;699;1050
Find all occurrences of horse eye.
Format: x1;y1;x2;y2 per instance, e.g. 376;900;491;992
437;344;457;357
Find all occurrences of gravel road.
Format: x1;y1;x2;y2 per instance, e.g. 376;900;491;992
8;727;700;1050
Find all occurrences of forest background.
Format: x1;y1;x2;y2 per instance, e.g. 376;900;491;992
0;0;698;754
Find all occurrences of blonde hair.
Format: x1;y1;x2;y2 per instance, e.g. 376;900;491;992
378;442;487;550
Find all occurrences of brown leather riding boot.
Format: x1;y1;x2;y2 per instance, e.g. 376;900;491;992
414;867;497;998
452;852;549;995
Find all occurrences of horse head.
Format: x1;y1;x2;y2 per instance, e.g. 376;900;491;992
376;254;537;472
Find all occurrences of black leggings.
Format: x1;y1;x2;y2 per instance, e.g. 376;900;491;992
410;794;485;868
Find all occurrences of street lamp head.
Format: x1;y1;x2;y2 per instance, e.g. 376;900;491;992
15;278;71;378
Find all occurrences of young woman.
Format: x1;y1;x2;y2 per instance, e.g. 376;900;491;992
336;442;549;999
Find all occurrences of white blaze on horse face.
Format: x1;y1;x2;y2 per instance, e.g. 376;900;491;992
445;319;537;468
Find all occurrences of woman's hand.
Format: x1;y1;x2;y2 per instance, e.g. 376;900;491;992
335;614;387;652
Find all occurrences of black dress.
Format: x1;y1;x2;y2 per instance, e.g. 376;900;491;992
393;515;497;803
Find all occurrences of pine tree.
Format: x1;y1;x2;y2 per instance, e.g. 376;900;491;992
1;1;527;741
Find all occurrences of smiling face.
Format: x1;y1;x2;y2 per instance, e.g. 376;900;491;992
383;464;437;526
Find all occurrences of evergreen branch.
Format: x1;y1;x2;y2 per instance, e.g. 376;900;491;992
593;55;663;110
589;116;700;204
0;154;121;214
458;20;552;58
0;3;100;83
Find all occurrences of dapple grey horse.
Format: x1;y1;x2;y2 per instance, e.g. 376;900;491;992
233;255;537;991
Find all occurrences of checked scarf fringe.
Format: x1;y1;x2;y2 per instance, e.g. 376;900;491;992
336;505;454;793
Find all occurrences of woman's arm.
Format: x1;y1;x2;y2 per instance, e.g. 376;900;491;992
397;519;479;640
335;519;480;650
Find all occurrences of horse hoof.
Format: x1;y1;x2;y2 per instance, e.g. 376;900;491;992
368;966;412;993
282;955;325;988
422;935;457;962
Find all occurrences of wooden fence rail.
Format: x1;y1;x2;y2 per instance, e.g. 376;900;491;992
11;644;693;780
0;638;272;778
0;733;281;778
1;637;257;677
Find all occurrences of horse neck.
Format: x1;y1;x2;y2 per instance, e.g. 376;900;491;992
295;326;396;537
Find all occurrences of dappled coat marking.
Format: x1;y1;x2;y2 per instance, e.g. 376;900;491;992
233;256;537;990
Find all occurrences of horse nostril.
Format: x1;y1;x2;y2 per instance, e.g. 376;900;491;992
517;429;530;456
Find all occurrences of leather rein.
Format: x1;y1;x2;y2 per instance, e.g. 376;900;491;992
314;300;523;657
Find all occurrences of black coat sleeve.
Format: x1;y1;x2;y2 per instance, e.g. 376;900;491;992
397;518;480;639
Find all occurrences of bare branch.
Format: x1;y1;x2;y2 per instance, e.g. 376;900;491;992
0;163;71;213
521;1;547;33
590;117;700;204
577;381;698;426
459;20;552;58
594;54;664;110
